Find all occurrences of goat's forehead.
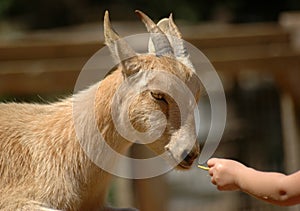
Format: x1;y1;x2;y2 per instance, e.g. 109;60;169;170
136;55;192;81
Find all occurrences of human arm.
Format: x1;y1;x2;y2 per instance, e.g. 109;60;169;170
207;158;300;206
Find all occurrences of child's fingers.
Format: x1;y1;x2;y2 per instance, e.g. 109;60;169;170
207;158;218;167
208;167;214;176
210;176;216;185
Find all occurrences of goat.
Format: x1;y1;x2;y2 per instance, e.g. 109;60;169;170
0;10;201;211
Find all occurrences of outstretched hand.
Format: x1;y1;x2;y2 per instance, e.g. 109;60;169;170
207;158;246;191
206;158;300;206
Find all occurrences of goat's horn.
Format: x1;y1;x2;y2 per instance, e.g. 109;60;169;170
104;11;119;45
169;13;182;38
104;11;136;61
168;14;195;71
135;10;173;56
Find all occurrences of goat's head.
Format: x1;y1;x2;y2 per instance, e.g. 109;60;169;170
104;10;201;170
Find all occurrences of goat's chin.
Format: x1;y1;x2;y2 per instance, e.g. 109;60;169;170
176;162;193;170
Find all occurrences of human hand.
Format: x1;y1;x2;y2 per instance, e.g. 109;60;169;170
207;158;246;191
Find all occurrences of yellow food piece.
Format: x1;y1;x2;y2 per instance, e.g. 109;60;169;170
198;165;210;171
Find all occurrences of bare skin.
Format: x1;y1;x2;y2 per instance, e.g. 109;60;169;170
207;158;300;206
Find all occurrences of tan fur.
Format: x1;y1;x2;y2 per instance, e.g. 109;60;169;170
0;11;201;211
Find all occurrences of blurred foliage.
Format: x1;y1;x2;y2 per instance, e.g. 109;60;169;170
1;0;300;28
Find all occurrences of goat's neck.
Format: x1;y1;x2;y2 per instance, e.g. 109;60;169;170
73;69;131;154
72;69;132;166
70;69;132;208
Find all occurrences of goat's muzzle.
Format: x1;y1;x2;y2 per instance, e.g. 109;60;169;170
178;143;200;169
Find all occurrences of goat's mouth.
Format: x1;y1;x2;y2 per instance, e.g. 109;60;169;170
177;161;193;169
177;151;199;170
177;156;197;170
165;148;198;170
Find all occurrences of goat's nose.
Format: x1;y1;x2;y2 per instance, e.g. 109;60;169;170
181;149;198;164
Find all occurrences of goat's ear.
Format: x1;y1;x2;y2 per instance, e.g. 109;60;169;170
104;11;138;77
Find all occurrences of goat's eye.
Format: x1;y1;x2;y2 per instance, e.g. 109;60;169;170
150;92;167;103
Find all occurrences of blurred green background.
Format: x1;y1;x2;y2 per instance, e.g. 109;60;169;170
1;0;300;29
